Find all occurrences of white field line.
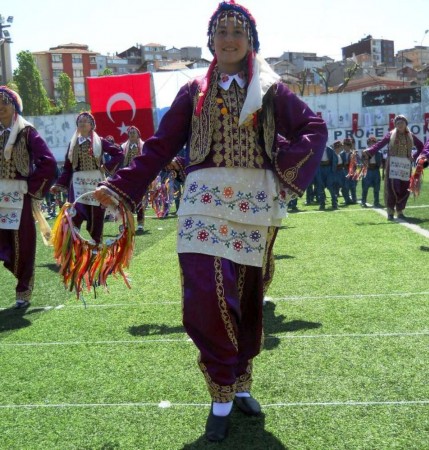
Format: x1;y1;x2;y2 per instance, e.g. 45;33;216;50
1;290;429;312
0;399;428;410
303;203;429;238
1;330;428;348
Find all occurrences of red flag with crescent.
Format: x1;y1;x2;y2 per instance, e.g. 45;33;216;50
87;73;155;143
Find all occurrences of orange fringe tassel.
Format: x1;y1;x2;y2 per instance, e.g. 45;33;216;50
409;158;426;198
50;202;135;299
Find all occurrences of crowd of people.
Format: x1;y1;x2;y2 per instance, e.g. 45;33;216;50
290;115;426;221
2;0;429;443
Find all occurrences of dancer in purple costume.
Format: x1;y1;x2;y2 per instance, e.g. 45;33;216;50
94;0;327;441
0;86;57;308
51;112;123;243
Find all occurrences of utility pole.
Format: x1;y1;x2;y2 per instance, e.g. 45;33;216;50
0;14;13;85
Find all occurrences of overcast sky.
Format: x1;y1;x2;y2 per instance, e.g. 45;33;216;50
4;0;429;69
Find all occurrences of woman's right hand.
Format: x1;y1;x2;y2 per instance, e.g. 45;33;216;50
93;186;119;207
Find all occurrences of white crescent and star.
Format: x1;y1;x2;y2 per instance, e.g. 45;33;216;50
105;92;137;135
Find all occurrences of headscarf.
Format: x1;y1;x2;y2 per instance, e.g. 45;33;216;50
0;86;32;161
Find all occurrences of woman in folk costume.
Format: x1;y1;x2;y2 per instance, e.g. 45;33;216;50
51;112;123;243
94;0;327;441
363;115;423;221
0;86;57;309
121;126;146;231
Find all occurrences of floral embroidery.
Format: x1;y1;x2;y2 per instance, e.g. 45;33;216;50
201;193;212;204
233;240;243;251
255;191;267;202
0;191;22;204
239;201;250;212
197;230;209;242
179;217;265;255
183;183;287;214
184;218;194;229
223;187;234;198
250;230;261;242
0;212;19;225
189;182;198;193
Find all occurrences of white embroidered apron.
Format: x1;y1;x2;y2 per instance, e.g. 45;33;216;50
0;179;28;230
177;167;288;267
389;156;411;181
72;170;104;206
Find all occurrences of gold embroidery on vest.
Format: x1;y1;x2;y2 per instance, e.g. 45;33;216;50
261;85;276;162
124;147;140;166
389;133;413;158
189;76;218;166
72;141;100;171
0;129;30;179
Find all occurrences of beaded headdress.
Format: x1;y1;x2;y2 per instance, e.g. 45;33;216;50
76;111;96;129
394;114;408;125
0;86;23;115
207;0;259;55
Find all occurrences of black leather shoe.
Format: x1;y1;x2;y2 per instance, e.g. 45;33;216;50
205;406;230;442
234;396;261;416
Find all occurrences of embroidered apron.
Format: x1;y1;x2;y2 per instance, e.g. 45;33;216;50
0;179;28;230
72;170;104;206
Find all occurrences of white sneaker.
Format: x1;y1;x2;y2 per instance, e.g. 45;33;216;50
137;224;144;231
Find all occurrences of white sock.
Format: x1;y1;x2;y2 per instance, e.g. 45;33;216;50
235;392;251;398
212;401;233;417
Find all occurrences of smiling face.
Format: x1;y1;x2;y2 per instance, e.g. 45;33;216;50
213;17;251;74
395;119;407;133
0;96;15;127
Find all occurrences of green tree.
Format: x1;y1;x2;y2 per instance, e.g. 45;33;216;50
13;51;51;115
99;68;113;76
56;72;77;113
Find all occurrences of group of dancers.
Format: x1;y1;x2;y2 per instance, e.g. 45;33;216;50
305;115;426;220
2;0;429;442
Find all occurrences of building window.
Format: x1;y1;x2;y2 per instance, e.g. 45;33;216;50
73;69;84;77
52;69;63;78
89;56;96;64
72;54;82;64
52;54;62;63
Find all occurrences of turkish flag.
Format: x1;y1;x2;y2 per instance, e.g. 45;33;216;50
389;113;395;130
87;73;155;143
352;113;358;135
424;113;429;134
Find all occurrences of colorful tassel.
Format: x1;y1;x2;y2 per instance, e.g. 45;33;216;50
409;158;426;198
50;201;135;300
